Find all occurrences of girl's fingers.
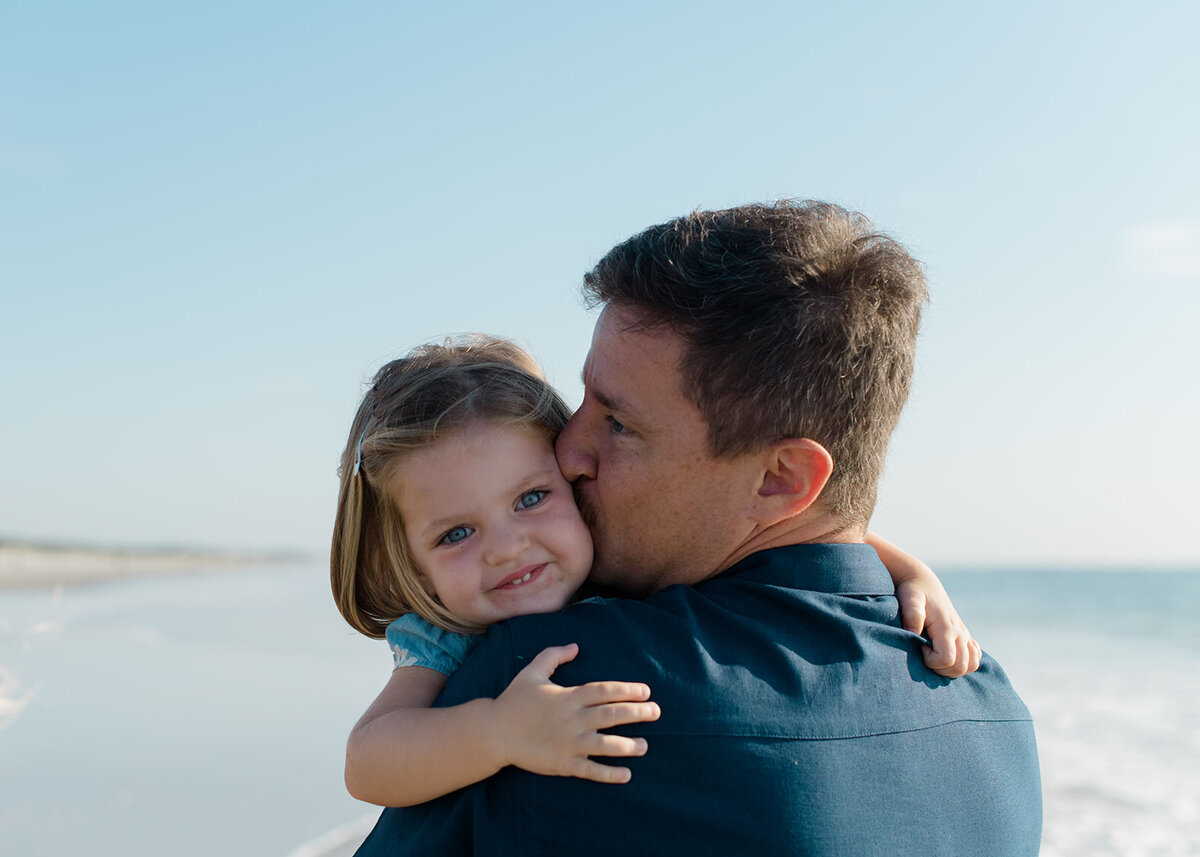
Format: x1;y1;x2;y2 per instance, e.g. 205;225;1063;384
967;639;982;673
522;643;580;679
948;636;970;677
928;631;975;677
567;758;634;784
574;680;652;706
585;733;649;758
897;587;927;634
922;627;955;671
584;701;661;730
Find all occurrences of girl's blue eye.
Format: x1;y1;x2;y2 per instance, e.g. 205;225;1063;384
440;526;472;545
517;490;547;509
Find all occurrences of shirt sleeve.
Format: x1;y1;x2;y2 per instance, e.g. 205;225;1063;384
384;614;482;676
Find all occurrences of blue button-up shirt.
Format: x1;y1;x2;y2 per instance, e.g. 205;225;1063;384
355;543;1042;856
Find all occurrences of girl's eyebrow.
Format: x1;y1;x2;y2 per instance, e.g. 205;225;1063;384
417;515;465;538
416;504;476;537
506;468;562;496
417;468;562;534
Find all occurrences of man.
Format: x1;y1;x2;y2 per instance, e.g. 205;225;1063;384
354;201;1042;855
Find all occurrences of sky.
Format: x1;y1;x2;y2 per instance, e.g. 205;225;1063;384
2;2;1197;567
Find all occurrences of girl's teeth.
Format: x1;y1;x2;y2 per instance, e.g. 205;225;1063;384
510;571;533;586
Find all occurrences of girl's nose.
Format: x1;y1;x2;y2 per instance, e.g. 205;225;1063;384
482;523;529;567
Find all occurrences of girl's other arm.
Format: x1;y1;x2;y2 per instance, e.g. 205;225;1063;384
344;643;660;807
865;531;982;678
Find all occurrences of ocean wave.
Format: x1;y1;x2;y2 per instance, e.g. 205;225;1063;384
283;813;377;857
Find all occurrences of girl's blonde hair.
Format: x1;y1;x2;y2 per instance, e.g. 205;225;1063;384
330;335;572;638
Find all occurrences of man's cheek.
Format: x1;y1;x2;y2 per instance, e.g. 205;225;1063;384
572;485;600;528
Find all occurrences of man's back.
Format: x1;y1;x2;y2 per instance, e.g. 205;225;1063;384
355;544;1041;856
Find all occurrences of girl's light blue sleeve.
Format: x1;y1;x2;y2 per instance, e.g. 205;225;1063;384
384;614;482;676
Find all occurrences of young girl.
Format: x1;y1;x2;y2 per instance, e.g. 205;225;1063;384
331;335;976;808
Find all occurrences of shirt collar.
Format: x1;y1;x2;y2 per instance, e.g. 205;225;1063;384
713;543;894;596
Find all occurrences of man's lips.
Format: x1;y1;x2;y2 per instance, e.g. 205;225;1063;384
493;563;547;591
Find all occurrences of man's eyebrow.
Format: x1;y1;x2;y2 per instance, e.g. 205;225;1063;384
593;388;622;412
580;358;648;421
591;386;647;422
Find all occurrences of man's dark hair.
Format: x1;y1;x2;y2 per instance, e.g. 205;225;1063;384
583;200;928;528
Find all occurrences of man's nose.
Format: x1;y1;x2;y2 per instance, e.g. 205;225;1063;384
555;410;597;482
483;523;529;567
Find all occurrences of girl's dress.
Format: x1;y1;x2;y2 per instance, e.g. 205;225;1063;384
385;597;607;675
385;613;480;676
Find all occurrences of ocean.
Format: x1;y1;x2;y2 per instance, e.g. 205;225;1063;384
1;564;1197;856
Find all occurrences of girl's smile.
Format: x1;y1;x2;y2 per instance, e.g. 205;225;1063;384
390;421;594;627
494;563;546;590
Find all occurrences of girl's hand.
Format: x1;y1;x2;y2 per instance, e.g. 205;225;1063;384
896;573;982;678
489;643;660;783
866;531;982;678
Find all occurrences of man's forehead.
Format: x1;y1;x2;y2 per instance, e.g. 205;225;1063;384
579;359;634;415
579;346;629;410
582;306;686;410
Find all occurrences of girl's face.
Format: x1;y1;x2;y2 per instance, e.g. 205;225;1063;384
391;421;594;627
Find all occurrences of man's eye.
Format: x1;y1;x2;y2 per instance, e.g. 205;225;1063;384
606;415;628;434
439;526;473;545
517;490;548;509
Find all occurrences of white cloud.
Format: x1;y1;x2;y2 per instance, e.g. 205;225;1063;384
1125;221;1200;279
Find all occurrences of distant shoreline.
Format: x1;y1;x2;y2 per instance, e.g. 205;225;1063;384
2;541;1192;591
0;542;318;590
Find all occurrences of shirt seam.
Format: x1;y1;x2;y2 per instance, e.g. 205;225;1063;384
635;716;1035;742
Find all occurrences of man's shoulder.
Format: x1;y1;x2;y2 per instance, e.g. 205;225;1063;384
436;597;651;705
501;588;715;661
452;556;1034;740
438;590;700;706
482;595;655;670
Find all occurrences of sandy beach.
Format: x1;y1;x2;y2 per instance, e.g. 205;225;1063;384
0;542;308;590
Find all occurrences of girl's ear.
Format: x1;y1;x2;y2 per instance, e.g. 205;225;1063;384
753;438;834;522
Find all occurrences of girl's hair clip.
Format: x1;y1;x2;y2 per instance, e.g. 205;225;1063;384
352;431;366;477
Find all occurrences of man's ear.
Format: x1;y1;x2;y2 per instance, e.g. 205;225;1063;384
754;438;834;520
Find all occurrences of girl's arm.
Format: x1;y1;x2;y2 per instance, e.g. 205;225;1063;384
865;531;982;678
345;643;660;807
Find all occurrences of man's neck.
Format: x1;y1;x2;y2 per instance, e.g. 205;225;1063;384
714;512;865;578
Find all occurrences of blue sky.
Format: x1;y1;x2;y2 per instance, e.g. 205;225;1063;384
3;2;1197;566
